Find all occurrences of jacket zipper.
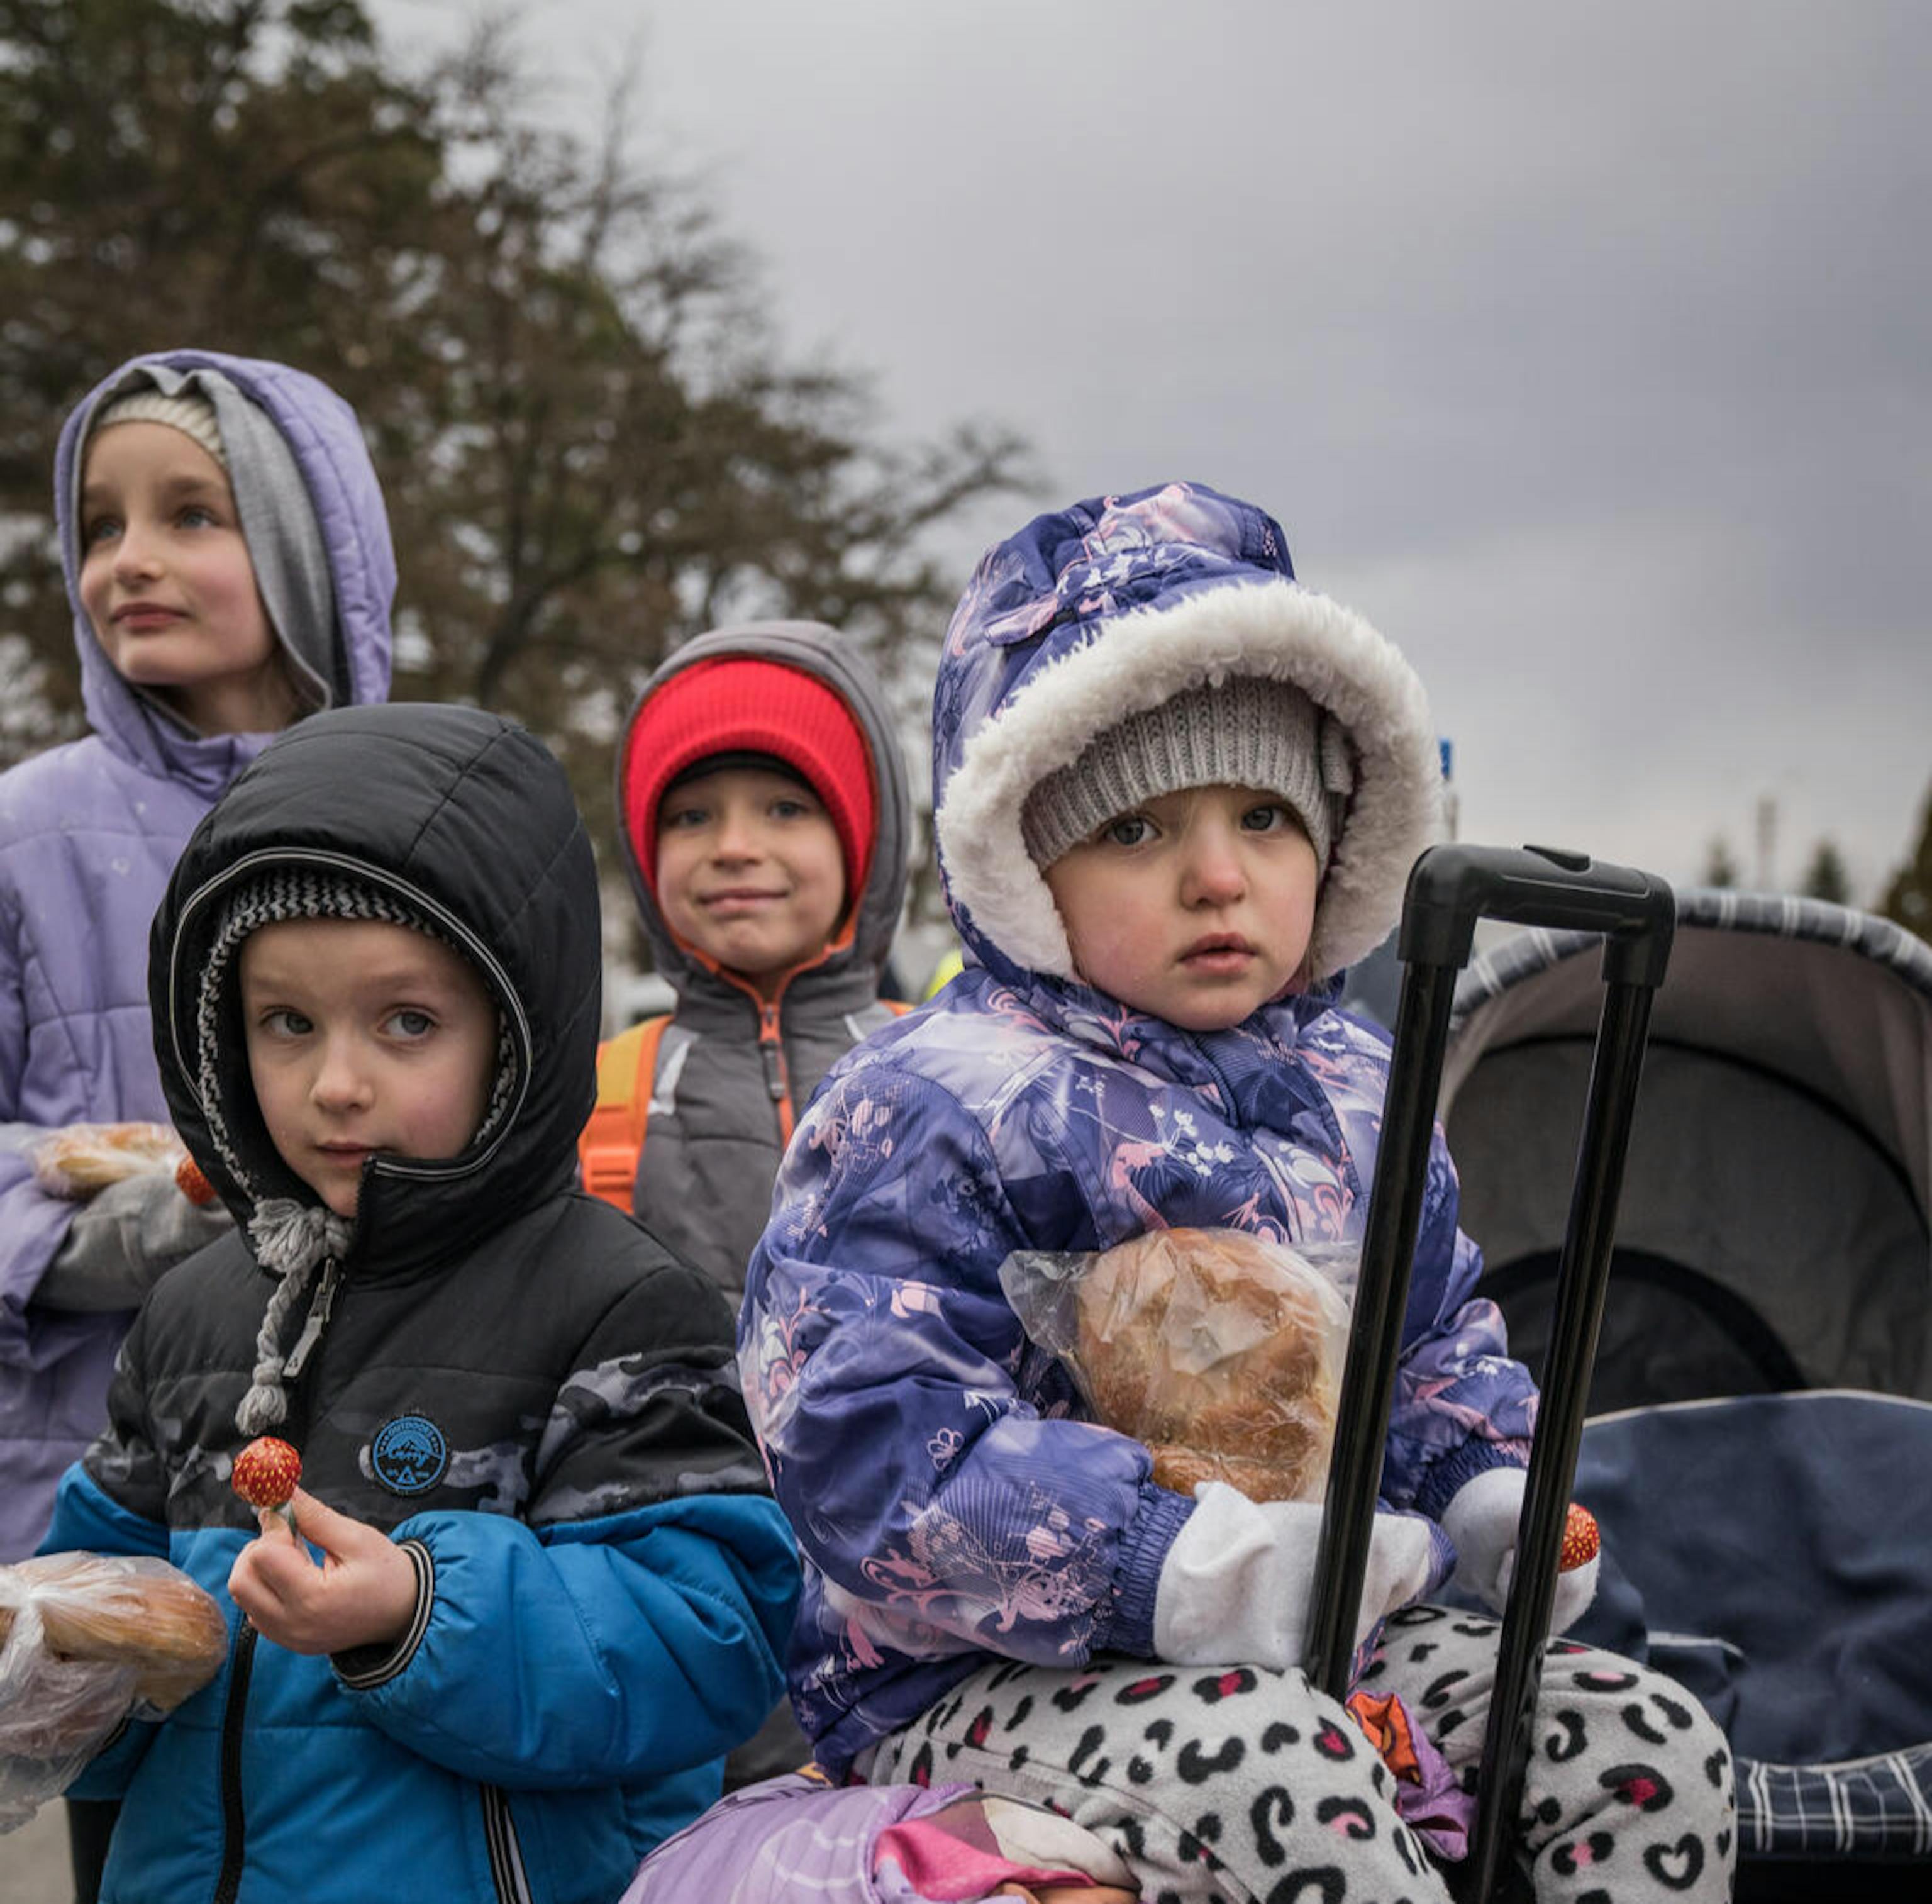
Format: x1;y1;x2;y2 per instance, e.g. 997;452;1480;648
210;1271;331;1903
757;1001;796;1145
209;1622;258;1904
482;1785;533;1903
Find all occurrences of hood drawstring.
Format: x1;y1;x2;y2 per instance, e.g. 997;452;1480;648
235;1198;353;1435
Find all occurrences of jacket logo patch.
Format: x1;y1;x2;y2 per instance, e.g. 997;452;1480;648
370;1415;449;1495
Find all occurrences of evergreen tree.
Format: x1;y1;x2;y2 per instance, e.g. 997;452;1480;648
1799;838;1852;906
1701;835;1740;888
1879;782;1932;943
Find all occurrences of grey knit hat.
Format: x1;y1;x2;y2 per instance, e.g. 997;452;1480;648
1020;676;1353;875
195;866;516;1434
88;387;228;468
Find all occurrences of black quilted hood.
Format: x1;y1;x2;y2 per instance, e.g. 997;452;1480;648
150;703;601;1279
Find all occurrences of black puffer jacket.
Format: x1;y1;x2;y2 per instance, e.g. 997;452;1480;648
45;704;800;1904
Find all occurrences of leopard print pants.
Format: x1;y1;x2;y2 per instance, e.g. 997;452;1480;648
867;1605;1735;1904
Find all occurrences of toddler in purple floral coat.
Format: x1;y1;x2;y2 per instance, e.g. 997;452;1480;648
738;484;1734;1903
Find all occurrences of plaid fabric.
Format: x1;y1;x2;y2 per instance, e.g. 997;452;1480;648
1453;886;1932;1027
1738;1744;1932;1859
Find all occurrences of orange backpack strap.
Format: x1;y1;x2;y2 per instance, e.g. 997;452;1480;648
579;1015;670;1216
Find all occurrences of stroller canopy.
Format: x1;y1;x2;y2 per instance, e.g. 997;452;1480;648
1442;889;1932;1408
1442;889;1932;1874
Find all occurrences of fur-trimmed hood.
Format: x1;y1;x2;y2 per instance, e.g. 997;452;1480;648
932;482;1443;986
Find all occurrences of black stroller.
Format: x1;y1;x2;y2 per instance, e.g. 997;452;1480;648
1440;888;1932;1900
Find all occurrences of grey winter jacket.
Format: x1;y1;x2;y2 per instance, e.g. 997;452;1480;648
0;349;393;1561
613;622;912;1309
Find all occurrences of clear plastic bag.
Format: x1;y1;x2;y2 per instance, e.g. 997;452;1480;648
1000;1227;1356;1504
0;1554;228;1832
28;1122;189;1201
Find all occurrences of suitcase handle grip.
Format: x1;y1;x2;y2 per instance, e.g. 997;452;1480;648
1399;843;1675;988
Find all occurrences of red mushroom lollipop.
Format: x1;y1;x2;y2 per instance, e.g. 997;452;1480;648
232;1437;302;1529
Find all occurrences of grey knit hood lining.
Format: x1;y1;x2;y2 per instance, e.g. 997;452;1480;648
72;362;343;725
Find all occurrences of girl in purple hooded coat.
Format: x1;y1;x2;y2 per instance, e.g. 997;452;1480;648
1;352;394;1566
740;485;1735;1903
0;353;393;1888
2;354;394;1886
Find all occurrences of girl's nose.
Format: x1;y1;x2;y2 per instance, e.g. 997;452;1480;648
111;523;164;584
1180;820;1248;906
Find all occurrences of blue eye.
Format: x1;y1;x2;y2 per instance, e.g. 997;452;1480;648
1102;815;1154;847
83;516;122;546
386;1009;436;1039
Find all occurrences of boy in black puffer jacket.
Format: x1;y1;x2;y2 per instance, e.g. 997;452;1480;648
35;703;799;1904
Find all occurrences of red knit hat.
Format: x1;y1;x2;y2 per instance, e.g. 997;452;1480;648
622;657;875;903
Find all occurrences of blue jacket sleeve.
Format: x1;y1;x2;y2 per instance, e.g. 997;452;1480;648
0;941;80;1365
1383;1124;1537;1517
741;1064;1193;1668
335;1261;801;1788
338;1495;797;1788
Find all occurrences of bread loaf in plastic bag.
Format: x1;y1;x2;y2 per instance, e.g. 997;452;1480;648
1001;1227;1355;1504
1;1554;228;1830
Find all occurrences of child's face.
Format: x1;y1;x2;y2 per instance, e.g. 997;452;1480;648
78;421;293;735
240;918;499;1218
655;765;848;994
1042;783;1319;1031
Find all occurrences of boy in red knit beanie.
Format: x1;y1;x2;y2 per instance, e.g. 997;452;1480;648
586;623;909;1307
582;620;911;1786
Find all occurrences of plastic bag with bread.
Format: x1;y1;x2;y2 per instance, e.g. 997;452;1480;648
999;1227;1355;1505
0;1554;228;1830
25;1122;217;1207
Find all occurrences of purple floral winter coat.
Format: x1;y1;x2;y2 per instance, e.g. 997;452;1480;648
0;350;393;1560
740;483;1538;1776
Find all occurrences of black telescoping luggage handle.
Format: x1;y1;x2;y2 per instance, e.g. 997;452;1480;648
1302;843;1674;1904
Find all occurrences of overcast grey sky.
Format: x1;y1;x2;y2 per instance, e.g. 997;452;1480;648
380;0;1932;905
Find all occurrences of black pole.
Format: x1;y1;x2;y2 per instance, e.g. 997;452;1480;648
1296;843;1673;1903
1452;977;1660;1903
1306;959;1459;1698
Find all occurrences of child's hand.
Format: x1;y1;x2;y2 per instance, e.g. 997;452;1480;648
1442;1467;1600;1633
1153;1483;1431;1669
226;1489;418;1657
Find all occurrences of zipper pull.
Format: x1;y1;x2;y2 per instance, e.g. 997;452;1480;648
759;1004;786;1101
758;1001;796;1142
281;1259;341;1384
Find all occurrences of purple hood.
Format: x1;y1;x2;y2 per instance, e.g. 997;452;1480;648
0;348;393;1559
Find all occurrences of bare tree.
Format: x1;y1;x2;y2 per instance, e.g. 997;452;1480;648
1;0;1036;896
